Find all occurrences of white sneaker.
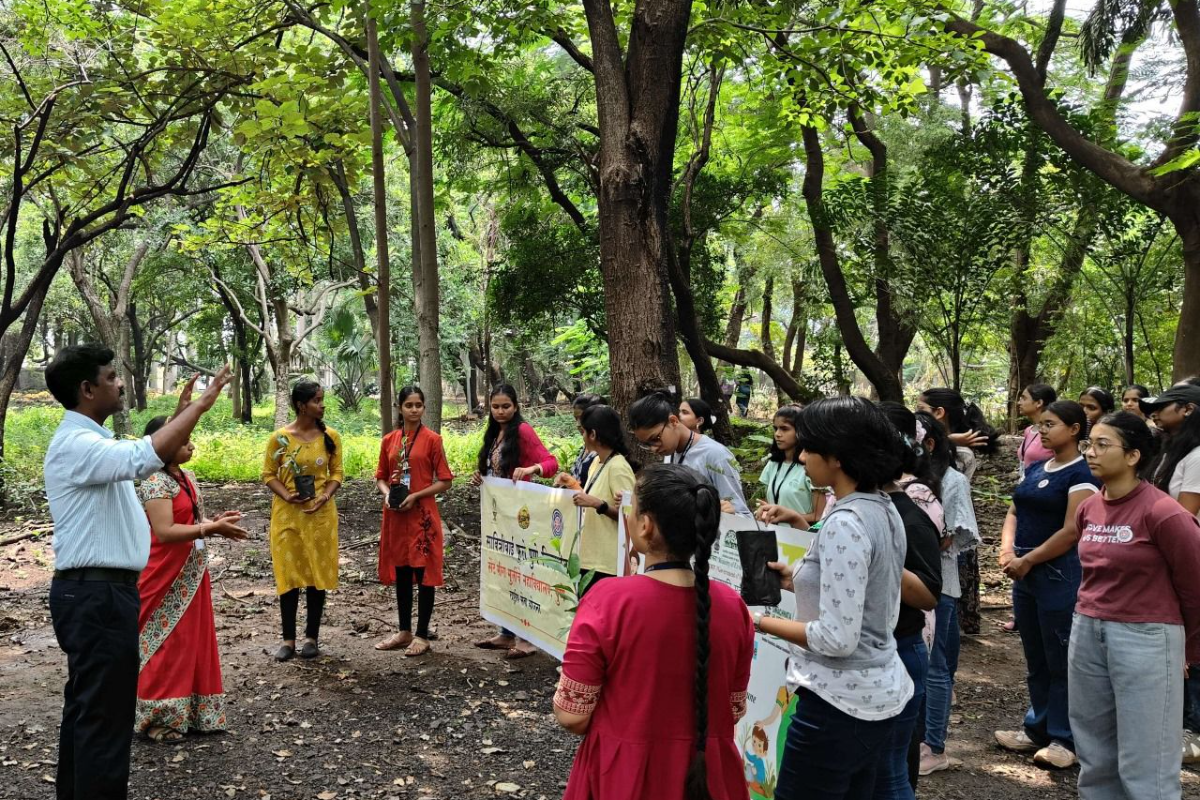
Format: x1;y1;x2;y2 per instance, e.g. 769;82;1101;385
1034;742;1077;769
995;729;1039;753
919;742;951;775
1184;729;1200;764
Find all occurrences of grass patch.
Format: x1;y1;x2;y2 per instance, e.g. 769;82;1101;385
2;393;581;491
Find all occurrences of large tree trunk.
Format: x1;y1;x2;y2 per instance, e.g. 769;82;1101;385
411;0;443;432
581;0;687;413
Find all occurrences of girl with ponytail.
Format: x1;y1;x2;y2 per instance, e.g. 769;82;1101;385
262;380;343;661
554;464;755;799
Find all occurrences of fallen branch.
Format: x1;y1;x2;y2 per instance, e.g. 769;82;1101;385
221;584;257;604
0;525;53;547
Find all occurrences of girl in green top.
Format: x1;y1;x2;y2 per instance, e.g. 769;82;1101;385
570;405;637;590
755;405;826;529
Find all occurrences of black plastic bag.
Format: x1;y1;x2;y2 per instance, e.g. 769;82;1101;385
737;529;781;607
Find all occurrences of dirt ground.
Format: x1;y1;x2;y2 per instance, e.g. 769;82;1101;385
2;444;1198;800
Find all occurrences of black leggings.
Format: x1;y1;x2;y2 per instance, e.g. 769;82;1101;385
280;587;326;641
396;566;434;639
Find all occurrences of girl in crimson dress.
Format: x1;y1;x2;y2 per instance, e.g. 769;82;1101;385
374;386;454;657
135;416;249;741
554;463;754;799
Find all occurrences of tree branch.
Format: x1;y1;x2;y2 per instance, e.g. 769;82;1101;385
550;29;595;72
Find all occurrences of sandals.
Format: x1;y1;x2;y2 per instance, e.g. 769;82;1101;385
375;632;413;651
405;637;431;658
474;636;515;651
503;646;536;661
145;727;184;743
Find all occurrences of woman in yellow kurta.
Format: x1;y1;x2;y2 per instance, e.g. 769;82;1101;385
262;380;343;662
569;405;636;590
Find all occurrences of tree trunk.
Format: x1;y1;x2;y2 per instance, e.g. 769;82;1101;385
230;363;242;421
724;285;747;348
411;0;443;432
331;160;379;341
367;13;394;435
581;0;686;415
126;301;149;411
1173;216;1200;380
0;274;52;476
801;125;903;400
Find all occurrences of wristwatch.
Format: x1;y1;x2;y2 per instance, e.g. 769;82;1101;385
752;611;765;631
595;502;610;517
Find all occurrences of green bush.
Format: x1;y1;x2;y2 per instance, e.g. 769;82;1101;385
1;394;583;488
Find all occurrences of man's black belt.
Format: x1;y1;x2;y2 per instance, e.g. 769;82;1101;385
53;567;140;585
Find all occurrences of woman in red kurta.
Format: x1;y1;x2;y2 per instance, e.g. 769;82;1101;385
136;416;248;741
554;464;754;800
375;386;454;656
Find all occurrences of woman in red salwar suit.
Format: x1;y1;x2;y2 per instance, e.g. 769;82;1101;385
136;416;248;742
374;386;454;657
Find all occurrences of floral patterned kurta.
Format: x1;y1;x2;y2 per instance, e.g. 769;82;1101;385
261;428;343;594
375;426;454;586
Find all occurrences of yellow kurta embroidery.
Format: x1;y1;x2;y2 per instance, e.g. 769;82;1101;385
262;428;343;595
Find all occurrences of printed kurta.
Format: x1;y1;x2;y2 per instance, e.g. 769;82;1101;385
135;470;225;733
375;427;454;586
261;428;343;594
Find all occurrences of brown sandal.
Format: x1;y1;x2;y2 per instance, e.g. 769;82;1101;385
474;635;515;650
404;637;431;657
375;632;413;651
146;726;184;743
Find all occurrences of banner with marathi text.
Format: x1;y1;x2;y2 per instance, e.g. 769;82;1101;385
483;480;813;797
479;478;580;660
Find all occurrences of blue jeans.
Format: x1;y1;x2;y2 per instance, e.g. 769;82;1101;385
924;594;960;754
872;635;928;800
1070;614;1184;800
1184;668;1200;733
776;688;896;800
1012;550;1080;749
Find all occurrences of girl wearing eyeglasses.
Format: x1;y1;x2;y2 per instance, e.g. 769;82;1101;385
1071;412;1200;799
994;400;1099;769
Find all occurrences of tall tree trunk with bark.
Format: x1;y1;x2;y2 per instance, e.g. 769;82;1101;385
581;0;686;413
410;0;443;432
367;13;394;434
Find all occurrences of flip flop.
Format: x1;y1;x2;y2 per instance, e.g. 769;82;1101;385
375;632;413;651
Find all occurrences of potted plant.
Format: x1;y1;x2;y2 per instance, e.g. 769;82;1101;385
273;435;316;500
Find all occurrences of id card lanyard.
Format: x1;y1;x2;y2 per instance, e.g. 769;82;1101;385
399;425;422;487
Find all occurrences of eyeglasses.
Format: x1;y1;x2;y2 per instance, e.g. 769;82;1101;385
1035;420;1059;432
1081;439;1125;455
637;423;668;451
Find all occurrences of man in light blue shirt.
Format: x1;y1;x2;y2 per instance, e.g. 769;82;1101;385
44;344;230;800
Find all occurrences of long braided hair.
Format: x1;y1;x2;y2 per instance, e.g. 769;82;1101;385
291;380;336;456
634;463;720;800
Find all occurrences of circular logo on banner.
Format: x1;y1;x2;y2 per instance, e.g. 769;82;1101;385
517;506;531;529
551;509;564;538
1037;479;1050;489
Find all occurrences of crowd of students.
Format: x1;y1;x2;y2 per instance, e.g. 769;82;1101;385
39;339;1200;800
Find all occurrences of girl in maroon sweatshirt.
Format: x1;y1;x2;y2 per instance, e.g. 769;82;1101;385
1070;411;1200;800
